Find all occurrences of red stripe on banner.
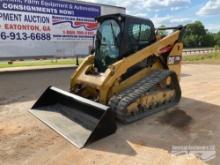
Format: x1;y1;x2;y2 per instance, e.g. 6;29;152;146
74;21;98;29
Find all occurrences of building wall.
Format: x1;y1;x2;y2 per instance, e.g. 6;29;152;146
0;1;125;60
101;5;125;15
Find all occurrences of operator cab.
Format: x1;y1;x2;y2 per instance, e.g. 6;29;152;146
94;13;156;72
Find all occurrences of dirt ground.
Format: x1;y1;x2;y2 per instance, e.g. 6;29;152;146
0;64;220;165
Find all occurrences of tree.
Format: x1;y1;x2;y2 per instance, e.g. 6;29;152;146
202;32;215;47
182;21;219;48
183;35;198;48
185;21;206;36
183;21;207;48
214;31;220;46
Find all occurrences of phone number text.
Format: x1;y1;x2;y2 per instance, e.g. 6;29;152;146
0;32;51;41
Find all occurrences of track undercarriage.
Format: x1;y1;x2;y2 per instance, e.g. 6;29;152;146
109;70;181;123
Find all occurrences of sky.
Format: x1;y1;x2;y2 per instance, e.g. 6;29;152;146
84;0;220;33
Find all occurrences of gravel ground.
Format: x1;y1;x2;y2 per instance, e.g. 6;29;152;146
1;64;220;165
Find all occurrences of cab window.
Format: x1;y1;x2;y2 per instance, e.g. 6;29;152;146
128;23;152;45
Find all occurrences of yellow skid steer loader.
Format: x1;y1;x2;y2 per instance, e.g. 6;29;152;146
30;14;185;148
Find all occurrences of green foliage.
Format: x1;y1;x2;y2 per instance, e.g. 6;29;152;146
215;45;220;49
202;33;215;47
0;58;81;69
183;21;220;48
214;31;220;46
183;52;220;62
185;21;206;36
157;25;168;36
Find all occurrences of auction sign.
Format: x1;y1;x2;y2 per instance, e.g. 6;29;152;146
0;0;101;41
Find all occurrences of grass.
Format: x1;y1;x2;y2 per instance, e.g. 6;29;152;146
183;52;220;64
1;52;219;69
0;58;83;69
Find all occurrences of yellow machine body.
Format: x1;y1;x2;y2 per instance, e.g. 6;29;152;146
30;14;185;148
70;31;183;104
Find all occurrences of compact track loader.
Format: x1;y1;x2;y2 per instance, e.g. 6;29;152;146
30;14;185;148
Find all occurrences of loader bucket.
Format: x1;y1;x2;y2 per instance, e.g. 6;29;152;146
30;86;117;148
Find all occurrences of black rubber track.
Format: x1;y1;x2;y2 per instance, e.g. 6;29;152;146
108;70;181;124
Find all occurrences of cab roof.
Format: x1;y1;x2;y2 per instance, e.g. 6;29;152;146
95;13;154;28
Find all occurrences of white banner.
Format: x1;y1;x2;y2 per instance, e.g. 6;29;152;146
0;0;101;42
